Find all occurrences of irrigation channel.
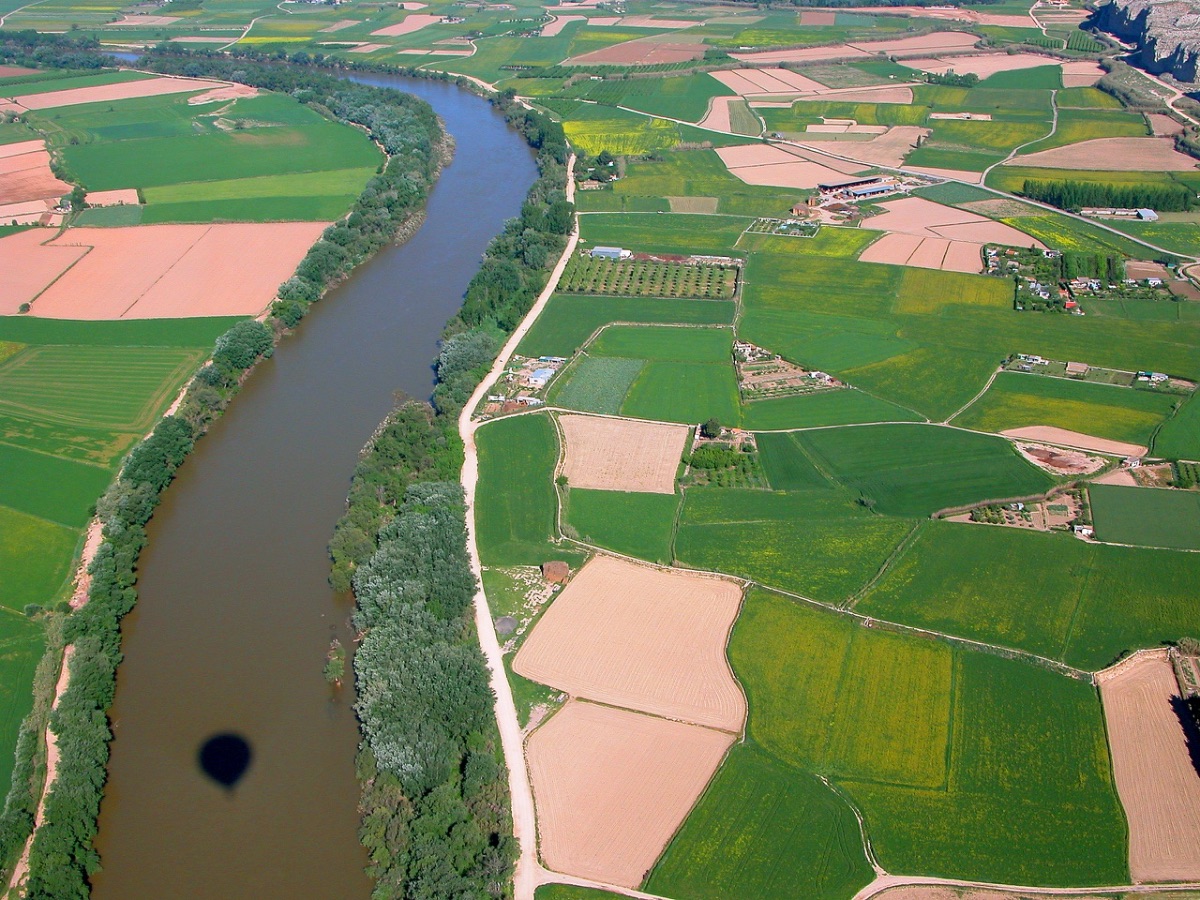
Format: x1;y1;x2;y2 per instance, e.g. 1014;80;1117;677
88;75;538;898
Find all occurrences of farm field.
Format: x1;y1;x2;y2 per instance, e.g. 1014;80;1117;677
1089;483;1200;550
857;520;1200;670
741;389;923;431
474;413;560;566
953;373;1179;447
719;589;1127;887
565;489;678;564
557;413;687;494
1153;392;1200;459
559;255;736;300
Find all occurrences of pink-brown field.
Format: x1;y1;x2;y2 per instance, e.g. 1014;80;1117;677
558;413;688;494
698;96;737;131
513;554;746;730
861;232;984;274
861;196;1043;247
905;164;984;184
2;76;225;111
566;37;706;65
731;30;977;63
1147;112;1184;136
84;189;140;207
618;15;699;28
0;142;71;206
1011;137;1197;171
1060;59;1105;87
371;13;443;35
1000;426;1147;457
715;143;865;188
0;222;326;318
904;52;1059;79
526;700;734;887
541;13;585;35
318;18;359;31
1098;652;1200;881
0;66;38;78
831;125;927;167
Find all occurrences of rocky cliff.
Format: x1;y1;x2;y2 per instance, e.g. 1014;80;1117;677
1095;0;1200;84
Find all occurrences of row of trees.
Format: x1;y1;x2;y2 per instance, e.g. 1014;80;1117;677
1021;179;1196;213
1059;250;1126;282
328;96;574;898
0;38;449;897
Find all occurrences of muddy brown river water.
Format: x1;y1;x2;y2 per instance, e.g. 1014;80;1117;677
90;76;537;898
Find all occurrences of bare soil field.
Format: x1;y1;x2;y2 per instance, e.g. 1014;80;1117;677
3;76;223;111
103;14;180;26
1147;112;1185;136
731;44;870;64
800;10;837;24
849;30;979;55
1;222;326;318
84;188;140;207
513;554;746;730
318;19;358;31
844;5;1033;26
1061;60;1105;87
1099;652;1200;881
1016;442;1106;476
0;198;58;225
0;143;71;207
0;229;88;310
618;15;698;28
862;197;1043;247
0;66;39;78
371;13;443;36
779;143;867;174
541;14;585;35
715;142;858;188
526;700;734;887
905;164;983;183
1092;467;1137;485
187;83;257;105
833;125;928;167
697;96;736;131
558;414;688;494
1012;137;1197;171
349;44;387;53
1000;426;1147;457
820;86;914;104
567;37;707;65
905;52;1057;78
0;140;42;160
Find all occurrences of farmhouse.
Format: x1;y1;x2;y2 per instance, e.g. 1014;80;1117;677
591;246;632;260
1065;361;1089;377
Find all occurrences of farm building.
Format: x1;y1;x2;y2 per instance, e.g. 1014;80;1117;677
526;368;556;389
1137;208;1159;221
1065;361;1090;377
818;176;884;194
591;246;632;260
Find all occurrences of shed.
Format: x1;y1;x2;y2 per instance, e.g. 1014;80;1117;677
848;183;893;198
591;246;631;260
1065;361;1089;377
541;561;570;584
1136;208;1159;221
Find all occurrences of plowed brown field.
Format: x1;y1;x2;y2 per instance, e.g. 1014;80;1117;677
526;700;734;887
513;554;745;730
558;414;688;494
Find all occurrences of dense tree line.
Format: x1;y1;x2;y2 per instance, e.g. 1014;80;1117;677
924;70;979;87
1059;251;1125;282
327;96;574;898
0;38;450;896
1021;179;1196;212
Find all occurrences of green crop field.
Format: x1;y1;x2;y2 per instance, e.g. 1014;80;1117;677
621;360;741;424
551;356;644;415
742;389;922;432
565;488;678;563
1017;108;1148;154
516;295;735;359
646;743;874;900
0;623;44;806
589;325;731;363
857;520;1200;669
792;424;1053;517
579;213;750;257
1089;483;1200;550
535;887;627;900
1154;392;1200;459
953;373;1178;446
0;506;78;612
675;488;911;602
563;72;726;123
756;432;836;491
1056;87;1124;109
475;413;560;566
979;65;1063;91
559;256;737;300
726;589;1127;886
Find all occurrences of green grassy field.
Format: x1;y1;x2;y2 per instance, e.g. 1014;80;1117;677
516;295;735;359
1089;483;1200;550
565;488;678;563
742;389;922;431
791;424;1053;517
535;886;628;900
579;213;750;257
0;623;44;810
622;359;741;424
953;373;1178;446
1153;392;1200;459
475;413;560;566
725;589;1127;886
675;488;911;602
646;743;874;900
1017;107;1148;154
857;520;1200;669
589;324;731;362
0;506;78;613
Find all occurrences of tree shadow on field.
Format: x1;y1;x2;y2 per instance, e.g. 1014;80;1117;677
1169;695;1200;779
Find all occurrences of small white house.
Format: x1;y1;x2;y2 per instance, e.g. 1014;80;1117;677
591;246;632;260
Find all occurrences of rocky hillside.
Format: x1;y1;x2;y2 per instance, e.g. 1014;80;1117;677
1095;0;1200;84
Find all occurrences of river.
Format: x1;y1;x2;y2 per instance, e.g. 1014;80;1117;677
89;76;537;898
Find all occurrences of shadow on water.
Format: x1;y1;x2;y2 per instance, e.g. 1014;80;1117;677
89;77;537;899
199;734;253;790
